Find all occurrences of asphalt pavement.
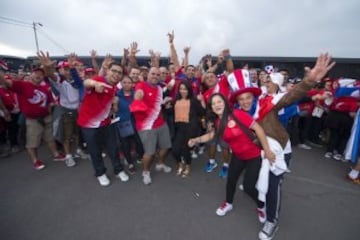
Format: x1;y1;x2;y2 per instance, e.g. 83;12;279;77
0;144;359;240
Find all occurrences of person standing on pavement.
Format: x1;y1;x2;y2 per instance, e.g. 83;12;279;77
76;60;129;186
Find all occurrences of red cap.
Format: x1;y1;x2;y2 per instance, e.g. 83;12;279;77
85;67;95;73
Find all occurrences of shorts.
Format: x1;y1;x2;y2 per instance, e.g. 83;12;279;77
26;115;54;148
138;124;172;155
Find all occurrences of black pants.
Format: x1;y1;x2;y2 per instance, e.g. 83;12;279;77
81;124;124;177
266;152;291;222
119;131;144;165
172;122;193;165
226;155;263;207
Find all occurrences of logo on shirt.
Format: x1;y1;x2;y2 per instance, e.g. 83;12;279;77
228;120;236;128
28;89;47;107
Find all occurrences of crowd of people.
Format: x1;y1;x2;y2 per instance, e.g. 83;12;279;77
0;31;359;240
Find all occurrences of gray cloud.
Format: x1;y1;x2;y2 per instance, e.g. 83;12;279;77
0;0;359;63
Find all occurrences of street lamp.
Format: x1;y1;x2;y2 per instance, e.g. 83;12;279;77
33;22;43;53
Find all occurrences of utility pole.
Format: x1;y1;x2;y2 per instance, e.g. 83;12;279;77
33;22;43;53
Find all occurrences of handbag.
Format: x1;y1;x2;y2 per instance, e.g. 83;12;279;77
231;113;262;149
117;120;135;138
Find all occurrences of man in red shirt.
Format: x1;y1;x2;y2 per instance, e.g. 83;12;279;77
77;61;129;186
0;65;65;170
130;67;172;185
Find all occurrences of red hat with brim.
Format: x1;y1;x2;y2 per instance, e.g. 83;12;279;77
230;87;262;104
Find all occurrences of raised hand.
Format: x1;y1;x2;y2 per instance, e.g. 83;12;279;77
90;49;97;59
37;51;56;68
67;52;78;67
101;54;113;70
167;30;174;43
123;48;129;58
183;46;191;55
94;81;112;93
304;53;336;83
130;42;140;55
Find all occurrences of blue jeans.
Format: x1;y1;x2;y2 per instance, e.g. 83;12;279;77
81;124;124;177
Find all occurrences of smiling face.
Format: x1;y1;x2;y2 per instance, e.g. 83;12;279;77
106;63;123;85
178;82;189;99
121;76;133;92
236;92;255;112
210;95;226;117
147;67;160;85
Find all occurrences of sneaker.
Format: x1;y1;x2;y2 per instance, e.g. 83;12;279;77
142;171;152;185
205;161;218;173
101;152;106;158
198;145;205;155
333;154;342;161
155;163;172;173
53;153;66;161
117;171;129;182
257;207;266;223
239;184;244;191
298;144;312;150
128;164;136;175
11;145;20;153
33;160;45;170
307;140;323;148
259;220;279;240
219;165;229;178
191;150;198;159
136;158;142;164
216;202;233;216
97;174;110;186
74;148;88;159
324;152;333;158
65;156;76;167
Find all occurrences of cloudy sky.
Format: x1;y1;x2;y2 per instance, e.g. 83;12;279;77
0;0;359;63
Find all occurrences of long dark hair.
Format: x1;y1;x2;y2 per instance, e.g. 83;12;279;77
175;80;193;101
206;93;232;139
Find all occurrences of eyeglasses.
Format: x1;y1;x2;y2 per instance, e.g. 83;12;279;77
111;69;123;75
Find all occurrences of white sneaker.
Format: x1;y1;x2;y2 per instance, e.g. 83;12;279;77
259;220;279;240
191;150;198;158
324;152;333;158
198;145;205;155
74;148;89;159
333;154;343;161
65;156;76;167
298;144;312;150
97;174;110;186
142;171;152;185
117;171;129;182
216;202;233;216
155;163;172;173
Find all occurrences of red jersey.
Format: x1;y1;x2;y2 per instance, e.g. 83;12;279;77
203;75;231;104
0;86;19;113
10;80;52;118
130;81;165;131
77;76;117;128
221;109;261;160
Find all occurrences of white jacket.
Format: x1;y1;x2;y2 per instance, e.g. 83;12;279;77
256;136;290;202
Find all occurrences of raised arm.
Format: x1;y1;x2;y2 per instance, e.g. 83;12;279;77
276;53;336;110
99;54;113;76
129;42;140;68
36;51;57;80
90;49;100;74
167;30;180;71
183;46;191;67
